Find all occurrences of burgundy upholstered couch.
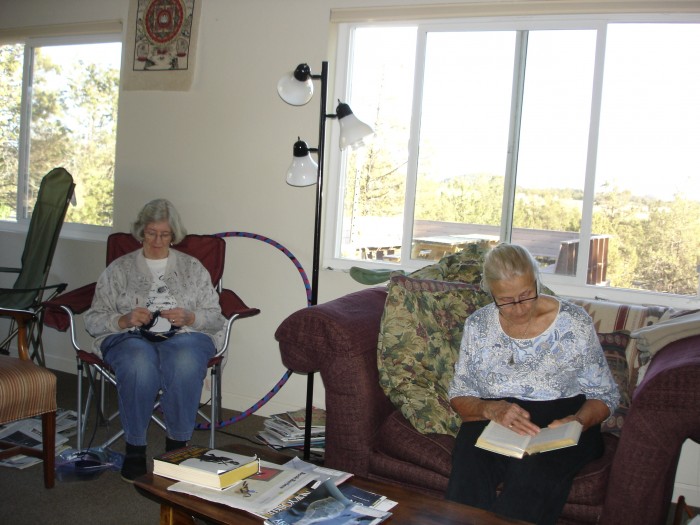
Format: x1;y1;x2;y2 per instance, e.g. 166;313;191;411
275;286;700;525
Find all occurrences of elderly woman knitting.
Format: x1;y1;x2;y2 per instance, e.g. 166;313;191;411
85;199;225;482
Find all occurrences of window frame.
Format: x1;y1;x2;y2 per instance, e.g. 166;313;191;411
325;12;700;310
0;30;122;242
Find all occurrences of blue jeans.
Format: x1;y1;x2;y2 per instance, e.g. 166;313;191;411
101;331;216;446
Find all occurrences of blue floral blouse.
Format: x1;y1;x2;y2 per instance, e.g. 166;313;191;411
448;299;620;417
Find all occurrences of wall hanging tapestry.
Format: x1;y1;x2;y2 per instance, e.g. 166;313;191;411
122;0;200;91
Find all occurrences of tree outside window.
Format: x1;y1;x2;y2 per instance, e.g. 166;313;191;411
0;38;120;228
333;19;700;298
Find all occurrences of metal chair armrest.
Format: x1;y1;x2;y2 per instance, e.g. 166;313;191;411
42;283;96;332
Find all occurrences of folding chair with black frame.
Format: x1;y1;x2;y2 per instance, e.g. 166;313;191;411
0;167;75;366
43;233;260;451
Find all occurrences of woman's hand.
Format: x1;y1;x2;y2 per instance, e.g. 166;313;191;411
160;307;194;328
118;307;152;329
486;400;540;436
548;400;610;432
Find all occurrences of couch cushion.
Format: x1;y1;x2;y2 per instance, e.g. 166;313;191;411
374;409;454;477
566;433;619;505
597;331;631;436
377;274;491;436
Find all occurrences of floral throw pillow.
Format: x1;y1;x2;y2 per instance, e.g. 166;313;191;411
598;331;632;436
377;274;492;436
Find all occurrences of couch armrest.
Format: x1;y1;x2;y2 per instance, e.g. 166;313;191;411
601;334;700;525
275;287;388;371
275;287;395;475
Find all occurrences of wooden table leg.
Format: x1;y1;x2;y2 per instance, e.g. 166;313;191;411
160;503;195;525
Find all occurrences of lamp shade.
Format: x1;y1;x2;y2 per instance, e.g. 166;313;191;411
336;102;374;150
278;64;314;106
286;140;319;186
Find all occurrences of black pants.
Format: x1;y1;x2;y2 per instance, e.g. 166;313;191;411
446;395;603;525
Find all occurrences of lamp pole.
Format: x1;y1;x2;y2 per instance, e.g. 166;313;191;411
310;61;328;308
303;61;328;460
282;60;371;461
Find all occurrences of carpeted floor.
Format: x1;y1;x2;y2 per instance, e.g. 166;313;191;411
0;368;293;525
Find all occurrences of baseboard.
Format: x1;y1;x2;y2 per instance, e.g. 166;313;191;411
674;483;700;508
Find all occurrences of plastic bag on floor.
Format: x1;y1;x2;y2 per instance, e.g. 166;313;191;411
55;447;122;482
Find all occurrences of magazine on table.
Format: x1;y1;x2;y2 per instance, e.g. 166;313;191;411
283;457;352;487
264;479;391;525
337;484;397;512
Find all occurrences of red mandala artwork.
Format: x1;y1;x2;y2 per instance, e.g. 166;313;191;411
144;0;184;44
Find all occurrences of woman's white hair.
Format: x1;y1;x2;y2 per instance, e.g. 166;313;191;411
480;243;540;294
131;198;187;244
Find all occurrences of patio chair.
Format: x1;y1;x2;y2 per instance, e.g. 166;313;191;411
0;309;57;488
0;167;75;366
43;232;260;450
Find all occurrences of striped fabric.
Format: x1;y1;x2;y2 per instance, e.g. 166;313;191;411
0;356;56;424
568;298;672;388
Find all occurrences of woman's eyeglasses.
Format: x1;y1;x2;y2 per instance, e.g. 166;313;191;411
493;292;539;309
144;230;173;241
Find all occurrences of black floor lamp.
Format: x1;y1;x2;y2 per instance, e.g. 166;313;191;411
277;61;373;460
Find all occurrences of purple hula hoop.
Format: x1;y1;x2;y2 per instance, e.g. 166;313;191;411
194;231;311;430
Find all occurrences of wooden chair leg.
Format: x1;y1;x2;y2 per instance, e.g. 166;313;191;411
41;410;56;488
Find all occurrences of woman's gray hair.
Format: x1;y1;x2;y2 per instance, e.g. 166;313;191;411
480;243;540;294
131;199;187;244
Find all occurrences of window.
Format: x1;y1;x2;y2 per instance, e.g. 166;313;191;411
0;34;121;236
330;15;700;304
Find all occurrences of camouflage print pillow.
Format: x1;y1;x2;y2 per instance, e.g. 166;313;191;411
377;274;492;436
408;243;487;284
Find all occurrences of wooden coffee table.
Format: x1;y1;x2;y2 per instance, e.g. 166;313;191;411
134;444;530;525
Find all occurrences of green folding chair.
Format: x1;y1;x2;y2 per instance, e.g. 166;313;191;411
0;167;75;366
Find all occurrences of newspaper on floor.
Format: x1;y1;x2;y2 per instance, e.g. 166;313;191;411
167;459;317;517
0;413;73;469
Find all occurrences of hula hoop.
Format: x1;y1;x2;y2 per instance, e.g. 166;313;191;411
195;231;311;430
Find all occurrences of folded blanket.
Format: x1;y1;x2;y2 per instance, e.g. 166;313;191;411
631;311;700;357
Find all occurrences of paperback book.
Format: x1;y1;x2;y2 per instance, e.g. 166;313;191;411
153;446;259;489
264;479;391;525
476;420;583;459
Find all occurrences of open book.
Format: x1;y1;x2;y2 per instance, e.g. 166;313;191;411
476;420;583;459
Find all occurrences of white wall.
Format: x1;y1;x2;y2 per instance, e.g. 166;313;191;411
0;0;386;416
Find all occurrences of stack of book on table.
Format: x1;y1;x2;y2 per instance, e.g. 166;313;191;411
160;449;396;524
257;407;326;450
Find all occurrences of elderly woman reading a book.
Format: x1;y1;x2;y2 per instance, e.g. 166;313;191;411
446;243;619;525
